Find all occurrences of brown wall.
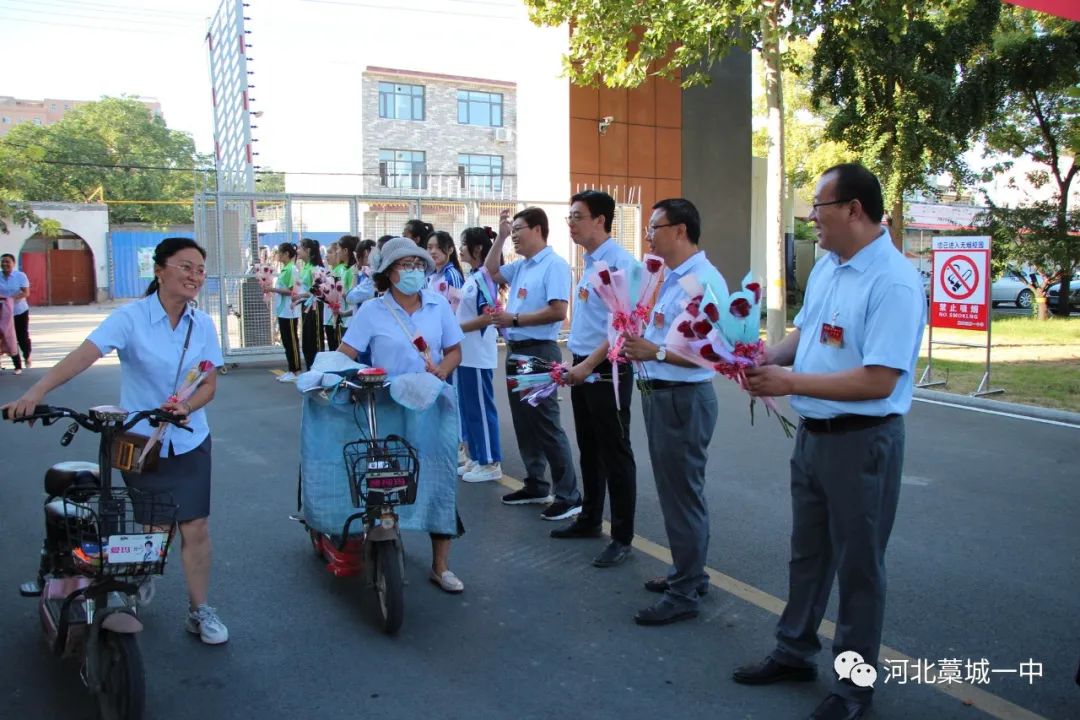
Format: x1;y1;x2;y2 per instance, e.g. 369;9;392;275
568;74;683;254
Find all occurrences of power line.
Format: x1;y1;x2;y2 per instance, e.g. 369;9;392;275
0;13;198;35
2;0;206;21
300;0;516;21
0;4;203;29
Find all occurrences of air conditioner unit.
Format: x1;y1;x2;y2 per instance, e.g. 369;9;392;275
493;127;513;143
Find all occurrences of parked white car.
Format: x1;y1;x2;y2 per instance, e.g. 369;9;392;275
990;269;1035;309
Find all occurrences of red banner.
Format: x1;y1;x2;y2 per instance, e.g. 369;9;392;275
1005;0;1080;22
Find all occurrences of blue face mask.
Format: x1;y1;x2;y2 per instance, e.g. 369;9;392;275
393;268;426;295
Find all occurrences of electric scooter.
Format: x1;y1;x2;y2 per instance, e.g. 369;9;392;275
6;404;188;720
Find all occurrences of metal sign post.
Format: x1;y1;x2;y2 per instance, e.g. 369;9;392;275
918;235;1003;396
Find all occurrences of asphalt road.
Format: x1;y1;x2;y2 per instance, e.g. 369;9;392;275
0;349;1077;720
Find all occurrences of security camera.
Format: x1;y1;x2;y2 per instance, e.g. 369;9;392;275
598;116;615;135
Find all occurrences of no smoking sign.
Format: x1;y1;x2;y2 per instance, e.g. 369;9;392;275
939;255;980;301
930;237;990;331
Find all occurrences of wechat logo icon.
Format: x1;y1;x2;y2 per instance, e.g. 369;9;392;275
835;651;878;688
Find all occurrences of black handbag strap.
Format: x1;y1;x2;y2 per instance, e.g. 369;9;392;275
172;312;195;393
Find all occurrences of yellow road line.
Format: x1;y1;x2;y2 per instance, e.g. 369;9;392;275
270;369;284;377
494;474;1049;720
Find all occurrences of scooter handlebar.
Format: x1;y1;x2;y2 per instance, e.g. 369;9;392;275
2;405;56;421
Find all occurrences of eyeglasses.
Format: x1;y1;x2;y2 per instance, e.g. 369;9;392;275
811;198;854;211
166;262;207;277
394;260;426;271
645;223;676;238
565;212;592;224
510;224;530;234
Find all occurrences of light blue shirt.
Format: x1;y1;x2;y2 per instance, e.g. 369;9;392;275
87;294;224;456
642;250;727;383
791;230;926;419
568;238;635;357
343;271;375;326
500;245;572;342
0;270;30;315
341;289;464;375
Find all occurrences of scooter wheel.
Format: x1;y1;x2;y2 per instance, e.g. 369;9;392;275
96;630;146;720
372;540;404;635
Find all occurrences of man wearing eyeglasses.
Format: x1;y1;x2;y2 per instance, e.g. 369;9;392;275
551;190;639;569
620;198;727;626
485;207;581;520
733;164;925;720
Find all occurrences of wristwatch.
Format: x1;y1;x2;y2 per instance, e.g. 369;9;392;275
655;345;667;362
512;313;520;327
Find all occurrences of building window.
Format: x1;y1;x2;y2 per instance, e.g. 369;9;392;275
458;154;503;192
1;117;9;124
379;149;427;189
378;82;425;121
32;118;42;125
457;90;503;127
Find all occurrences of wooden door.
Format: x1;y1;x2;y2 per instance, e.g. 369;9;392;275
20;252;48;306
47;249;95;305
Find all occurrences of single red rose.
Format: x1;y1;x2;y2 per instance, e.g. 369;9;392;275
198;360;214;372
506;378;519;390
746;282;762;304
703;303;720;323
676;320;695;338
692;319;713;338
413;336;429;352
598;269;612;285
645;258;663;273
699;345;721;362
730;297;751;318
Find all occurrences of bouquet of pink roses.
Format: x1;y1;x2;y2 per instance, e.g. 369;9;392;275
252;263;275;301
664;272;796;437
138;359;216;464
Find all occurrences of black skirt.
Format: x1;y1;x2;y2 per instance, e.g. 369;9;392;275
122;436;212;523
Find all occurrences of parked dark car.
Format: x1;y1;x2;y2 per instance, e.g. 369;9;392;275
1046;273;1080;312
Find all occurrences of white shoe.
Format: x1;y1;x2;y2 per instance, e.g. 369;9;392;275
457;445;469;465
463;462;502;483
135;576;156;606
277;371;297;383
457;459;477;477
185;604;229;645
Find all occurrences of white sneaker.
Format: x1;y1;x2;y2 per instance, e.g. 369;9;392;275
457;459;477;477
185;604;229;645
135;577;156;606
463;462;502;483
457;444;469;466
277;371;297;383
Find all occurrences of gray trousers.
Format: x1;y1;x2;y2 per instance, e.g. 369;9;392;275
772;415;904;701
642;382;718;606
505;340;580;504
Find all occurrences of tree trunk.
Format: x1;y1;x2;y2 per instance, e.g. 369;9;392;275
889;196;904;251
762;6;786;345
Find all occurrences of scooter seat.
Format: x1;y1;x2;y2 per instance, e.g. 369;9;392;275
44;461;100;498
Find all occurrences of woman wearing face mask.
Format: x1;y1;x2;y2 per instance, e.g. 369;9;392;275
426;231;465;291
296;238;325;370
3;238;230;645
269;242;303;382
337;237;466;593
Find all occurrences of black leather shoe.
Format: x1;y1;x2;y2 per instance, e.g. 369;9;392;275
807;693;869;720
592;541;631;567
732;656;818;685
643;576;709;596
550;520;603;539
634;598;699;626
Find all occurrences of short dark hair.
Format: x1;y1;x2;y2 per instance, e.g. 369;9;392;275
1;253;15;262
144;237;207;296
651;198;701;244
376;234;395;249
821;163;884;224
276;242;297;259
514;207;549;241
356;239;376;266
570;189;616;233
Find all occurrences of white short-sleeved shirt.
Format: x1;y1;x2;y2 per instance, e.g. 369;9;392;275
0;270;30;315
642;250;727;383
499;245;572;342
341;289;464;375
792;230;926;419
456;272;498;369
568;238;635;357
87;293;224;456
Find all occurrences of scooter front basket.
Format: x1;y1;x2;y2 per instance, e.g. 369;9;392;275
343;434;419;510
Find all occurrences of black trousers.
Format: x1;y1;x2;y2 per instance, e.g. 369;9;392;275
11;310;30;369
323;320;340;352
301;305;324;370
570;356;636;544
277;317;302;373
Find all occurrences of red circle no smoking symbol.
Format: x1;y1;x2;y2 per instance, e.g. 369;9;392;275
939;255;980;301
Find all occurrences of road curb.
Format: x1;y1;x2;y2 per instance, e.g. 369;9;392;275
914;387;1080;426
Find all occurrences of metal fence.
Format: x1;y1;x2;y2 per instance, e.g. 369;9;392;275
194;191;640;367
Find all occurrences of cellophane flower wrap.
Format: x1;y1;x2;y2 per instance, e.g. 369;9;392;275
505;354;605;407
663;272;796;437
306;266;332;310
321;275;346;317
252;263;275;301
427;274;462;313
476;267;508;340
138;359;216;464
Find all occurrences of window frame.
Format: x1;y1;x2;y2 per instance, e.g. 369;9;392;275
378;81;425;121
378;148;427;190
456;89;504;128
457;153;504;192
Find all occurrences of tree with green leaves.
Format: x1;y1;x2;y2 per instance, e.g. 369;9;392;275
0;97;210;226
977;7;1079;319
810;0;1002;248
526;0;815;343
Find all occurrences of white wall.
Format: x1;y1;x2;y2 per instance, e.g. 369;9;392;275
0;203;110;300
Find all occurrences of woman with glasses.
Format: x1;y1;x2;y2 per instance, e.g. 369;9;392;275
4;237;230;645
337;237;467;593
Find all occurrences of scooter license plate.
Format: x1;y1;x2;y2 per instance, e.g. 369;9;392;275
106;533;169;564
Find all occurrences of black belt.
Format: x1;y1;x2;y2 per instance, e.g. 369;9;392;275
635;379;702;391
507;339;556;351
800;414;898;434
